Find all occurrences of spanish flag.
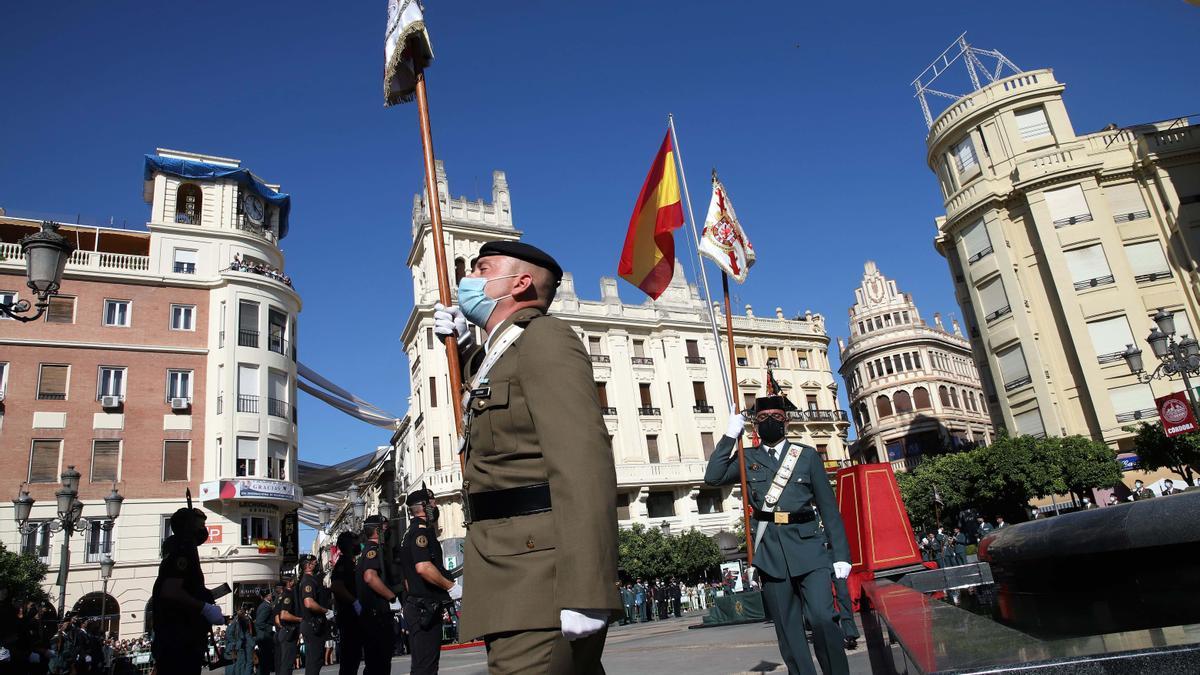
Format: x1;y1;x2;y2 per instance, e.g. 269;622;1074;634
618;131;684;299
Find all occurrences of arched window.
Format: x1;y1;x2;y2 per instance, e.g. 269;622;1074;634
950;388;961;408
454;257;466;284
913;387;931;409
966;391;976;411
894;390;913;414
876;395;893;418
939;385;951;407
176;183;202;224
858;402;870;427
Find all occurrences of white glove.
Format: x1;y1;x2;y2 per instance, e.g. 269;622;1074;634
448;580;463;601
325;609;335;620
725;408;746;439
201;603;225;625
388;597;401;612
433;303;474;350
560;609;607;641
833;561;852;579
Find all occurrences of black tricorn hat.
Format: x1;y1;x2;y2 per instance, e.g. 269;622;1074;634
753;395;797;413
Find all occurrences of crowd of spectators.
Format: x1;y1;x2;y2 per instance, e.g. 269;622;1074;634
229;254;292;287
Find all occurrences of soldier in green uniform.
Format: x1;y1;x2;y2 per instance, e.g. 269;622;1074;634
433;241;622;674
705;395;851;675
298;554;331;675
357;515;399;674
150;507;225;674
274;571;301;674
398;486;460;675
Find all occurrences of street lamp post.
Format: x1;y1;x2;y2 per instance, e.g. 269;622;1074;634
99;555;114;637
0;222;76;322
12;468;123;617
1123;308;1200;417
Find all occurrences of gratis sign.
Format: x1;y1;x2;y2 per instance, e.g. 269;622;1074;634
1156;391;1198;437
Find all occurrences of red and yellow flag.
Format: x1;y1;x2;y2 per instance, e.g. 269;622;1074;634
618;131;684;299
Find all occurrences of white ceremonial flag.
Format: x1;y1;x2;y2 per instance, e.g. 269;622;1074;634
384;0;434;106
699;173;755;283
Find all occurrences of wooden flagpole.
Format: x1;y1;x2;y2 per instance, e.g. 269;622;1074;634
668;113;755;564
413;65;466;474
722;272;755;564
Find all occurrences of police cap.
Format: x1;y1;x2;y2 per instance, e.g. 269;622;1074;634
299;554;317;566
406;487;435;507
477;241;563;283
363;514;388;527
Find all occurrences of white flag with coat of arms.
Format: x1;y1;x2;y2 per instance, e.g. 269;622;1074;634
699;172;755;283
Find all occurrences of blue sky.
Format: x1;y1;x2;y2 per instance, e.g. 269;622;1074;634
2;1;1197;473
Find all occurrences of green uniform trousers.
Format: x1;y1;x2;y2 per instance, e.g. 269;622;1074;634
484;626;607;675
760;567;849;675
832;576;859;640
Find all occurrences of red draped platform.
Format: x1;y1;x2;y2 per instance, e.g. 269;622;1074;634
835;464;927;609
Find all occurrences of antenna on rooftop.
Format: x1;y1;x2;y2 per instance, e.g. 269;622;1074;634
911;33;1023;128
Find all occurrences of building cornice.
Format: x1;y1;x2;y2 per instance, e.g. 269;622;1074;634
0;337;208;354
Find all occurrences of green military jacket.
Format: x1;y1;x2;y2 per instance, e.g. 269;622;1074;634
458;307;622;639
705;435;849;579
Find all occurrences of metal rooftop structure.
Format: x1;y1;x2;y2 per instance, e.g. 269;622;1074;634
912;33;1023;129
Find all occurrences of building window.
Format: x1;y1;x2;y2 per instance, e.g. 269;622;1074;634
239;300;260;348
432;436;442;471
633;340;646;358
766;347;781;368
697;489;723;514
913;387;931;409
1125;241;1172;283
903;353;913;370
238;364;259;413
21;522;51;561
1109;383;1157;423
1087;316;1135;365
700;432;715;460
616;493;631;521
454;257;466;284
45;295;75;323
806;394;819;411
85;519;114;562
0;291;16;319
913;352;922;369
237;437;258;476
646;491;675;519
37;364;69;400
950;136;979;178
167;370;193;402
170;304;196;331
1013;409;1046;438
103;300;131;327
883;358;894;375
173;249;198;274
735;345;749;367
0;361;7;397
693;381;710;411
978;277;1011;323
646;435;660;464
949;388;961;408
894;390;913;414
596;382;611;411
267;369;288;418
1065;245;1114;291
91;440;120;482
962;219;993;265
175;183;203;224
163;440;189;481
29;440;63;483
588;336;603;355
241;516;276;547
1105;183;1150;223
268;309;288;355
1014;106;1052;140
97;366;126;401
1044;184;1092;227
268;439;288;480
426;327;434;350
875;395;893;418
639;383;654;408
796;350;809;369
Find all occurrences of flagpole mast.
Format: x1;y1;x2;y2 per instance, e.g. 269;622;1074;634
414;65;466;474
667;114;754;563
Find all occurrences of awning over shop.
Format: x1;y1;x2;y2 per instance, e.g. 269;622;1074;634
295;445;392;529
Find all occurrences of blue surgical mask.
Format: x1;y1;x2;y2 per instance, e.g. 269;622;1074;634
458;274;516;327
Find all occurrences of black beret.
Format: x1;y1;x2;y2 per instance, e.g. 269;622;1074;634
477;240;563;283
753;395;797;413
406;488;435;506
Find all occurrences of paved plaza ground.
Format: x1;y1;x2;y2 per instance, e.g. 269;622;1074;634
255;614;874;674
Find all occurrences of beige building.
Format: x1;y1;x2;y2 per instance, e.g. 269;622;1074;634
397;162;850;540
0;149;303;637
924;66;1200;449
837;262;993;472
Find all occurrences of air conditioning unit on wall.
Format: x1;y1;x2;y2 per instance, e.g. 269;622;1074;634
170;397;191;411
100;395;121;409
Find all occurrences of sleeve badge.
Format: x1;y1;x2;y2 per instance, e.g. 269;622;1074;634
415;535;428;548
304;585;312;593
366;549;377;559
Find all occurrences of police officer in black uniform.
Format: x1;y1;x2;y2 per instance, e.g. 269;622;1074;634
330;531;363;675
274;571;302;674
298;554;331;675
357;515;399;674
399;488;460;675
150;507;225;674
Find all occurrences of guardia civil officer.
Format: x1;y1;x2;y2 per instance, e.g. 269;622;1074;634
357;515;399;674
298;554;331;675
433;241;622;673
399;486;462;674
150;507;225;674
274;571;302;673
330;531;363;675
253;586;277;675
705;394;851;675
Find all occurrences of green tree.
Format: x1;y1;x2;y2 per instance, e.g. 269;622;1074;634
897;449;980;530
0;542;50;605
1054;434;1123;500
971;432;1062;520
1127;422;1200;486
617;524;673;580
669;529;721;582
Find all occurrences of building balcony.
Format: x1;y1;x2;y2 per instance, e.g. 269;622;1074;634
268;334;291;357
1073;275;1115;292
638;407;662;416
631;357;654;366
600;406;618;416
684;356;706;364
239;329;260;348
589;354;610;364
267;397;290;418
1115;407;1158;424
237;394;259;414
616;461;708;487
173;262;196;274
693;404;715;414
1;242;151;275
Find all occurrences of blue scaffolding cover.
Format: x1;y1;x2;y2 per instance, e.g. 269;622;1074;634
144;154;292;238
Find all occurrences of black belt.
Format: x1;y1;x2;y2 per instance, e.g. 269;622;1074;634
752;506;815;524
468;483;552;521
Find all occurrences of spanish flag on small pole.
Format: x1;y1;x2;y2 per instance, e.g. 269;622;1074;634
617;131;684;299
